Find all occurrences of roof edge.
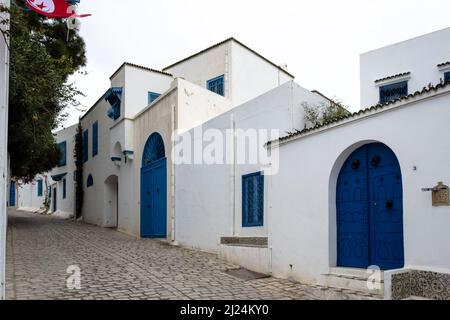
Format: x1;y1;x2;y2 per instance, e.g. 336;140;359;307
269;80;450;147
109;62;173;80
162;37;295;78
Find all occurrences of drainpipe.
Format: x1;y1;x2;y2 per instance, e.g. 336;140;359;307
229;114;236;236
170;103;176;243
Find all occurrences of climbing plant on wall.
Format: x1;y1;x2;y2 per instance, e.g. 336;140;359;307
74;121;84;219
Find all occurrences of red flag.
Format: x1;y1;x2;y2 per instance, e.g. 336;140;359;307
26;0;91;18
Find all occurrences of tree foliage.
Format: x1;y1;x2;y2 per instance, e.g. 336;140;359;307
303;99;351;129
3;1;86;181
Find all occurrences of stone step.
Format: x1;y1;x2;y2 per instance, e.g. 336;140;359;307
323;268;385;296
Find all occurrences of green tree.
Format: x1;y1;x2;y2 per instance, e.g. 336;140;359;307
3;2;86;181
303;99;351;128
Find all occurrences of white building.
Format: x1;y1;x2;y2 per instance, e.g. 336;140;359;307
267;29;450;299
360;27;450;107
0;0;9;300
15;30;450;300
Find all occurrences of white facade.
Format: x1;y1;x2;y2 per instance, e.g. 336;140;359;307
360;27;450;107
163;38;294;107
269;83;450;291
17;174;47;212
49;125;77;218
174;81;326;247
0;0;9;300
77;38;295;239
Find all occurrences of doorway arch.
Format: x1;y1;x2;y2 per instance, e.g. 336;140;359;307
104;175;119;228
140;132;167;238
336;142;404;270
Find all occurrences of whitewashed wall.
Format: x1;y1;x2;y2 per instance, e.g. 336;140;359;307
81;98;120;227
120;65;173;118
164;39;294;107
50;125;77;217
17;175;46;211
0;0;9;299
269;88;450;286
164;42;231;98
230;41;294;106
360;27;450;107
117;79;232;238
174;81;327;252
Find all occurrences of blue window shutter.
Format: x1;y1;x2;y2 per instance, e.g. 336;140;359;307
444;72;450;83
37;179;43;197
58;141;67;167
148;92;161;105
87;174;94;188
379;81;408;104
83;130;89;162
207;75;225;96
92;122;99;157
63;178;67;199
242;172;264;227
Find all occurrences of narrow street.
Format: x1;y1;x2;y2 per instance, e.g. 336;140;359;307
6;210;379;300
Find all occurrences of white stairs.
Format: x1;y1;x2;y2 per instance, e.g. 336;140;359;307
322;267;385;298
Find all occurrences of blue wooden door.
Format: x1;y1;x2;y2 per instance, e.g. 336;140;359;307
53;187;57;212
337;143;404;270
141;158;167;238
9;181;15;207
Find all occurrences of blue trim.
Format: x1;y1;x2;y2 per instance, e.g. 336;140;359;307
207;75;225;96
142;133;165;167
92;121;99;157
105;87;122;120
62;178;67;199
87;174;94;188
83;130;88;163
444;72;450;83
379;81;408;104
9;181;15;207
242;172;264;227
148;92;161;105
51;173;67;182
58;141;67;167
37;179;43;197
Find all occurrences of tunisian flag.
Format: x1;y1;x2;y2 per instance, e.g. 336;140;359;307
26;0;91;18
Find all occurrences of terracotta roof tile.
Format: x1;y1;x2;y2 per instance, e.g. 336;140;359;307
269;80;450;146
374;72;411;84
437;61;450;68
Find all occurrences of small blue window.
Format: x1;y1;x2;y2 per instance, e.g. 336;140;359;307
444;72;450;83
242;172;264;227
62;178;67;199
87;174;94;188
92;121;99;157
148;92;161;105
37;179;43;197
83;130;88;163
207;75;225;96
379;81;408;104
58;141;67;167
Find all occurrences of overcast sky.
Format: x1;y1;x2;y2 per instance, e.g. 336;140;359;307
65;0;450;127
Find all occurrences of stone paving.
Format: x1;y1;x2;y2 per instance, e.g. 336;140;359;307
5;210;375;300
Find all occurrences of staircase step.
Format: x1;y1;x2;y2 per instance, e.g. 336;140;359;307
323;268;385;296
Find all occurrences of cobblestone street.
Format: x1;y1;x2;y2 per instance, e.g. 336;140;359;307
6;210;374;300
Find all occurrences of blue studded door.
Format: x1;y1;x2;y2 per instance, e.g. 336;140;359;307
141;133;167;238
337;143;404;270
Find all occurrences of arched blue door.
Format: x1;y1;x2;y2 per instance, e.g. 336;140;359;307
140;133;167;238
337;143;404;270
